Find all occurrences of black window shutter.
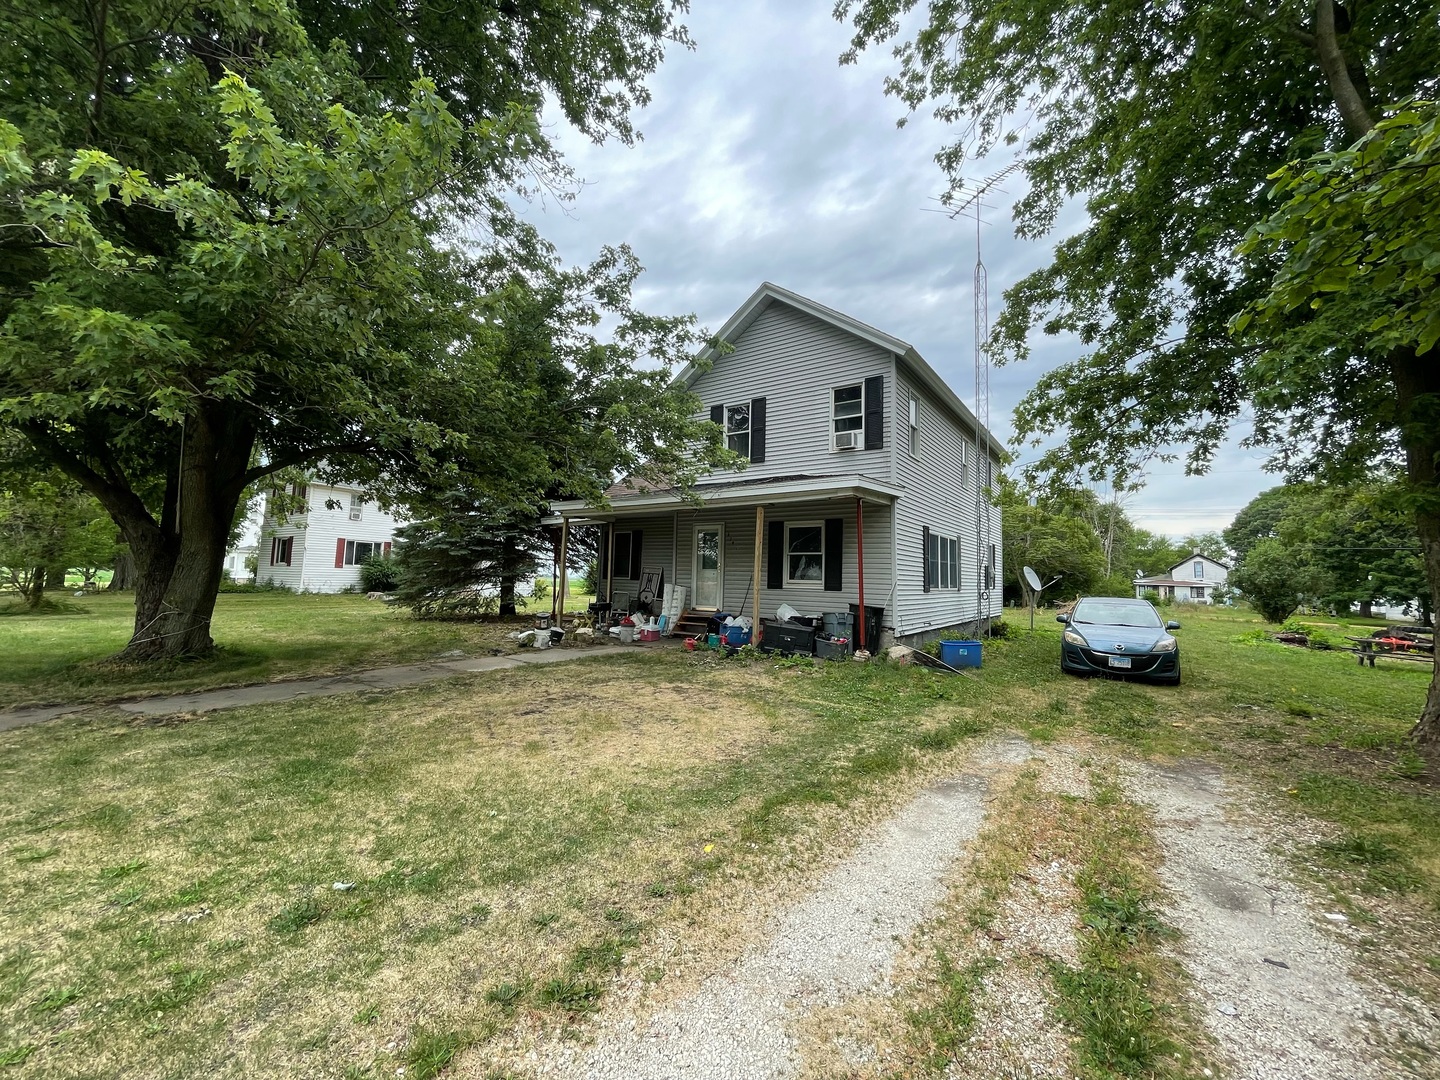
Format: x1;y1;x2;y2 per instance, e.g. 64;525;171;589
750;397;766;463
863;375;884;450
767;520;785;589
630;531;643;580
921;525;931;593
598;524;610;586
710;403;724;427
823;518;843;592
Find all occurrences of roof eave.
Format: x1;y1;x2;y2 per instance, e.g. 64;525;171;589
547;474;904;522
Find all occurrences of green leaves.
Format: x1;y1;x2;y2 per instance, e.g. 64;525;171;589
837;0;1439;490
1241;100;1440;355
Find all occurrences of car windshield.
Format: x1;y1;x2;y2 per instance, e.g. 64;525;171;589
1072;600;1163;628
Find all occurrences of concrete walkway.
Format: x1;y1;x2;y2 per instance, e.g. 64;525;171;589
0;645;631;732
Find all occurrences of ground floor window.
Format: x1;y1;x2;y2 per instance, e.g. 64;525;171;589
1191;586;1206;599
270;536;293;566
927;531;959;590
345;540;384;566
786;522;824;583
612;529;643;580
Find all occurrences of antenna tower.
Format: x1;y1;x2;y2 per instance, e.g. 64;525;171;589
949;164;1017;615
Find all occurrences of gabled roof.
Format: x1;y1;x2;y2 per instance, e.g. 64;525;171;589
1171;552;1231;571
675;282;999;457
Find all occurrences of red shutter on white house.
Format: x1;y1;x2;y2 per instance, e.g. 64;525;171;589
382;542;391;556
270;537;278;566
335;538;346;568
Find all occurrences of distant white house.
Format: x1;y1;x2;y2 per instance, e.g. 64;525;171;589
223;543;257;582
257;479;404;592
1134;553;1230;604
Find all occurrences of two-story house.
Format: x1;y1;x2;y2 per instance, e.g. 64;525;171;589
548;282;1004;649
258;479;403;592
1134;553;1230;604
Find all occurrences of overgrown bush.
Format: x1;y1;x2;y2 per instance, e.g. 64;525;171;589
359;553;399;592
218;578;292;594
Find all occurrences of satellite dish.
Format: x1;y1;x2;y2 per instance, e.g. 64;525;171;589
1023;565;1042;591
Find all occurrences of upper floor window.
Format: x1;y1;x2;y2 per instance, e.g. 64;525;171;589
1194;560;1204;579
908;398;919;457
349;493;364;522
786;523;824;584
726;404;750;458
832;384;863;448
709;398;764;463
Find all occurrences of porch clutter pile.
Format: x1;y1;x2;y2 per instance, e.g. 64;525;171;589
761;604;854;659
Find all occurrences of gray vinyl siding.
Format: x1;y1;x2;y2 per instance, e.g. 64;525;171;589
602;500;895;632
690;304;893;482
891;361;1003;636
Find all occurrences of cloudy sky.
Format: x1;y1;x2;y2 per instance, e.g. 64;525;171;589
515;2;1278;540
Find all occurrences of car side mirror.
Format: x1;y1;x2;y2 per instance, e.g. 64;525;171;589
1055;613;1069;623
1166;620;1181;630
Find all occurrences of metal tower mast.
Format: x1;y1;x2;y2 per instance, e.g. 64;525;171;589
949;165;1017;616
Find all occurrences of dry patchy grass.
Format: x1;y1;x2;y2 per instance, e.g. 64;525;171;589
0;649;998;1078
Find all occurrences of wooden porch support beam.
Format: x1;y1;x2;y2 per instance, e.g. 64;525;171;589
856;496;867;653
753;505;764;645
606;522;616;605
557;516;570;622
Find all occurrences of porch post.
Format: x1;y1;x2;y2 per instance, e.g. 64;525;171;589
606;522;616;604
753;505;764;645
856;496;866;652
558;516;570;622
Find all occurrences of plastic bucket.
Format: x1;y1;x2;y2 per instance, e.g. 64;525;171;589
937;639;982;668
618;625;635;644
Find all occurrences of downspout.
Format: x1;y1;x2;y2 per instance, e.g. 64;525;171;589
753;506;764;646
856;496;866;652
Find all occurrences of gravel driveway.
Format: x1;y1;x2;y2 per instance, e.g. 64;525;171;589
1133;759;1438;1080
509;743;1433;1080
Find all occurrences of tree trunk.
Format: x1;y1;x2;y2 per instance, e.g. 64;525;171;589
1392;345;1440;757
108;549;135;590
115;408;255;661
23;566;46;609
1358;599;1373;618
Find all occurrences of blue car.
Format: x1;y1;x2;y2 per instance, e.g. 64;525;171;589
1057;597;1182;685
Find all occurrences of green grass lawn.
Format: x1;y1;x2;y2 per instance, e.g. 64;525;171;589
0;591;601;709
0;603;1435;1077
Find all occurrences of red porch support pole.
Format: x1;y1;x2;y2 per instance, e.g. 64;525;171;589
855;496;866;652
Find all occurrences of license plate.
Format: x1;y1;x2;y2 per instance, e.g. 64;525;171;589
1108;655;1132;669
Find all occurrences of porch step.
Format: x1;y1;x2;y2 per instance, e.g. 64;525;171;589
671;613;712;638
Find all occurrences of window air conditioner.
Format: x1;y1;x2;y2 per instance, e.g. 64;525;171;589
834;431;859;450
349;509;363;521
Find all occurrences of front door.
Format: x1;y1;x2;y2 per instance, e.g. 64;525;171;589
693;524;723;610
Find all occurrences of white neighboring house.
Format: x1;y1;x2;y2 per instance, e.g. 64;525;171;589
223;543;257;583
258;480;404;592
1134;553;1230;604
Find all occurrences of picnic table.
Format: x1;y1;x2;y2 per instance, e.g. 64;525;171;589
1346;635;1435;667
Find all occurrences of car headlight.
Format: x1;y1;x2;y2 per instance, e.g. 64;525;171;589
1151;636;1177;653
1063;630;1087;646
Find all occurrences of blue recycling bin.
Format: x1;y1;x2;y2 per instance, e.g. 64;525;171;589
937;639;982;669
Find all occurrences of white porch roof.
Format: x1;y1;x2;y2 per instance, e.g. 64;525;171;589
546;473;903;524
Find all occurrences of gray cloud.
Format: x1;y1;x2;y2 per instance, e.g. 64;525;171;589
516;2;1275;540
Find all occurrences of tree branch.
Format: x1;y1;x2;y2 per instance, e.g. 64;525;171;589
1313;0;1375;139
